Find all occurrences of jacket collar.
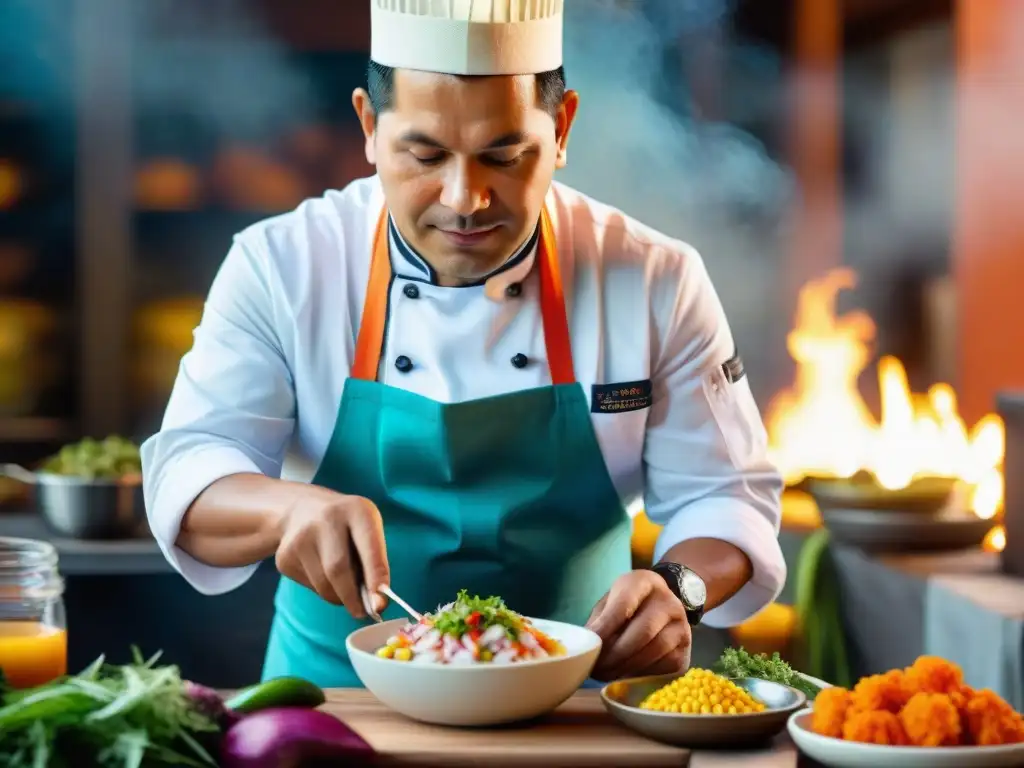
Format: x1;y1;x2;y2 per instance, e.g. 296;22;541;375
387;216;540;287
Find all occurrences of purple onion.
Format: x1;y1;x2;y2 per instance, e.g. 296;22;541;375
220;707;374;768
184;680;240;727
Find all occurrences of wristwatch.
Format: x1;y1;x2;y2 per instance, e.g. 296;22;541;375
650;562;707;627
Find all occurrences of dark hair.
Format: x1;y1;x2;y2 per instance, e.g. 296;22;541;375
367;60;566;117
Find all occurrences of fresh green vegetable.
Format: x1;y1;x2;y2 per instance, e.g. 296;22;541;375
224;677;325;715
39;435;142;480
428;590;525;639
794;528;853;687
713;647;823;700
0;649;219;768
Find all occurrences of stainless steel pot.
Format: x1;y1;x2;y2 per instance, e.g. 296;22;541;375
2;464;149;540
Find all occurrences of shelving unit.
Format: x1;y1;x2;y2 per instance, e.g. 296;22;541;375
0;0;77;470
68;0;374;443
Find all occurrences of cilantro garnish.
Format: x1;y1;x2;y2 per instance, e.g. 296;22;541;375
713;647;823;699
428;590;524;639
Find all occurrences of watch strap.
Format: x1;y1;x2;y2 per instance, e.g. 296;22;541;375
649;562;705;627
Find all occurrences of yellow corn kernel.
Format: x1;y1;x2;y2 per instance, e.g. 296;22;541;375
376;646;395;659
394;647;413;661
479;650;493;662
636;668;766;715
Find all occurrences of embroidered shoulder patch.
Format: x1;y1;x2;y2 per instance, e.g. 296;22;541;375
591;380;653;414
722;351;745;383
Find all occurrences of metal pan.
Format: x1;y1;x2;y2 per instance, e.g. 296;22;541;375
2;463;149;540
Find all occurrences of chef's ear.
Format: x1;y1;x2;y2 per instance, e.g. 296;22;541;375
554;90;580;169
352;88;378;165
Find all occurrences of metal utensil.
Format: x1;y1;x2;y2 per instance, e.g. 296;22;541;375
359;584;422;623
601;674;807;748
1;465;148;540
379;585;422;621
2;464;38;484
360;584;384;623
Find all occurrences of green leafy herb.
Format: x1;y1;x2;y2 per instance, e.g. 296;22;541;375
39;435;141;480
0;648;219;768
428;590;524;639
713;647;823;700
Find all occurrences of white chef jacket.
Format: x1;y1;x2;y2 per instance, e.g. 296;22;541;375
140;175;786;628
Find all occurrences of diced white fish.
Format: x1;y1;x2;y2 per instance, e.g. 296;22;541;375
493;649;518;664
449;650;475;665
479;625;506;646
518;631;539;650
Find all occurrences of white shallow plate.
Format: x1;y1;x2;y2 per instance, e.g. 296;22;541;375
347;617;601;726
788;710;1024;767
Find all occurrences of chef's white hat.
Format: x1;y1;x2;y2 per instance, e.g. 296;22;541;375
370;0;564;76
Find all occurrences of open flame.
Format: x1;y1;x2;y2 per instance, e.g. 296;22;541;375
765;268;1005;548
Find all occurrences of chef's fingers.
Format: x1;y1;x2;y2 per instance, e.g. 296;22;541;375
595;598;671;671
320;535;365;618
586;574;655;640
604;618;690;681
348;497;390;614
587;593;608;626
301;557;342;607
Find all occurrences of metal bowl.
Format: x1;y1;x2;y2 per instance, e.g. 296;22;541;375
804;474;956;514
3;464;149;540
601;674;807;748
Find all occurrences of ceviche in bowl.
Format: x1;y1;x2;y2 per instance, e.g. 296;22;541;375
346;590;601;726
376;590;568;665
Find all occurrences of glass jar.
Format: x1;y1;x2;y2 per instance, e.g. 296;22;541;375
0;537;67;689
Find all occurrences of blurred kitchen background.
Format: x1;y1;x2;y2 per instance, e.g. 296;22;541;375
1;0;1022;689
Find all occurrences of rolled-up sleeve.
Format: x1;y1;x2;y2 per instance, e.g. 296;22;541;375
141;236;296;595
643;244;785;628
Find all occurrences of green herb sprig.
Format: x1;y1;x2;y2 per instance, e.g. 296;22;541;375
713;646;824;700
428;589;524;639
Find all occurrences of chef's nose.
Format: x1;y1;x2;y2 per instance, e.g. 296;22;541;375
439;159;491;217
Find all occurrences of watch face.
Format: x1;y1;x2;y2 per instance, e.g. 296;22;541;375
680;569;707;607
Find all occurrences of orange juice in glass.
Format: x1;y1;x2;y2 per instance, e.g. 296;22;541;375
0;537;67;689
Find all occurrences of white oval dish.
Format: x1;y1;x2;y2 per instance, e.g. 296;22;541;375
788;710;1024;768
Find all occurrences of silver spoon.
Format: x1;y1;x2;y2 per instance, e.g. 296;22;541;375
360;584;422;623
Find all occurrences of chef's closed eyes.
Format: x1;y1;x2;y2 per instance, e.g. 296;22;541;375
140;0;786;694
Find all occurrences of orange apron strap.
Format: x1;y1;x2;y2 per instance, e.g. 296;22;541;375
537;207;576;386
351;207;392;381
352;206;576;385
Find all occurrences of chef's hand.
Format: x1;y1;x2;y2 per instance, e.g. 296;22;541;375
274;485;390;619
586;570;691;682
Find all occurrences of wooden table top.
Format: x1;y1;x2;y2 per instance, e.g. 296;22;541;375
320;689;805;767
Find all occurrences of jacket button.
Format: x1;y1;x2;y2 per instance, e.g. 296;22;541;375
505;282;522;298
395;355;414;373
511;353;529;369
403;283;420;299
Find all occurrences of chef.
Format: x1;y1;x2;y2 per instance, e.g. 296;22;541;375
141;0;786;687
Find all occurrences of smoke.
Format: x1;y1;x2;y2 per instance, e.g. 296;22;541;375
4;0;798;400
558;1;795;396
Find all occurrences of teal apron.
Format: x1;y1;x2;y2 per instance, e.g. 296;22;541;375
262;207;633;687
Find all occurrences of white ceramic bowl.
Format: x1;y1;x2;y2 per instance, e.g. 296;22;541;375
346;617;601;726
788;710;1024;767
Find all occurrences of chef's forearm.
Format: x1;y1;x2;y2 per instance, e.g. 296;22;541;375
176;473;295;567
659;538;753;612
